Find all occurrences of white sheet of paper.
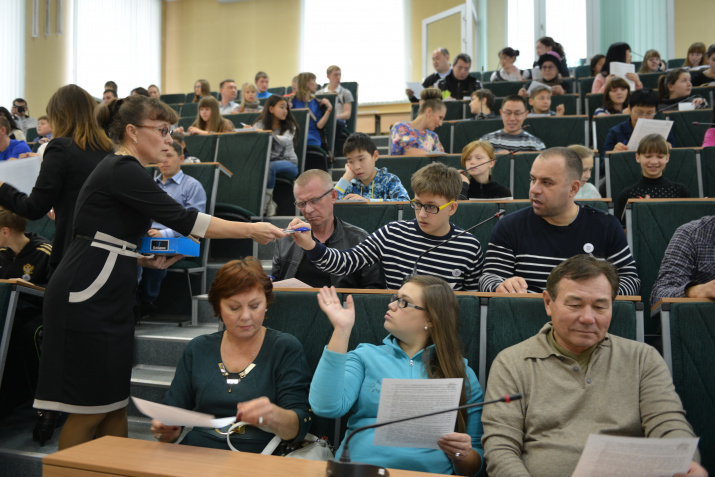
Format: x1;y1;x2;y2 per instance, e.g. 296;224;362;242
271;278;312;288
0;156;42;194
530;67;542;81
527;81;552;95
626;119;673;150
132;397;236;428
373;378;462;449
571;434;698;477
406;82;424;96
609;62;636;90
678;102;695;111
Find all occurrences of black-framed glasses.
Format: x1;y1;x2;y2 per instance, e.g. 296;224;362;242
137;124;172;137
390;294;424;310
410;199;454;214
295;189;333;209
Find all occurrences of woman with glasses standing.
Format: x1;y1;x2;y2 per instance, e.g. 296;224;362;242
35;95;285;451
309;277;485;475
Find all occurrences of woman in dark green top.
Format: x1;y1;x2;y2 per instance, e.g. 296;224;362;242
150;257;313;451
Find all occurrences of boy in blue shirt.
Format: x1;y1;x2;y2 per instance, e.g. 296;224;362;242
0;117;31;161
334;133;409;202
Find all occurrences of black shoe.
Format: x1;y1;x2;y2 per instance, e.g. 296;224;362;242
139;302;158;319
32;410;64;446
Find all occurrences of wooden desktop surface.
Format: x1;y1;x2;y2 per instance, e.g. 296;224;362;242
43;436;450;477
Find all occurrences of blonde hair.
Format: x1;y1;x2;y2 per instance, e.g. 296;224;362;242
460;140;495;169
240;83;258;110
567;144;594;160
326;65;341;76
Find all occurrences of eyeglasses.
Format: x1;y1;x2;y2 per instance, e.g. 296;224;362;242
410;199;454;214
390;294;424;311
295;189;333;209
501;110;527;118
540;65;557;71
137;124;172;137
632;110;657;118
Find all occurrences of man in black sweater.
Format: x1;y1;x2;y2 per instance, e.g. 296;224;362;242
406;47;452;103
437;53;482;100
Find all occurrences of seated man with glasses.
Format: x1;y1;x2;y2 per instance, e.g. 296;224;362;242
287;163;483;291
479;95;546;153
272;169;384;288
600;88;675;165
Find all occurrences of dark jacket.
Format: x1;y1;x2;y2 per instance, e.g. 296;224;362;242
408;71;447;103
271;217;385;289
438;72;482;100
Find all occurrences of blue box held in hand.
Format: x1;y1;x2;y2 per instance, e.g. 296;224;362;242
140;237;200;257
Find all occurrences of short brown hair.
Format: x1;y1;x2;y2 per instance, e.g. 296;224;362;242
637;133;669;156
546;254;619;301
0;117;10;134
0;206;27;232
294;169;334;191
255;71;269;82
38;115;49;122
326;65;341;75
418;88;445;116
208;257;274;318
411;162;461;201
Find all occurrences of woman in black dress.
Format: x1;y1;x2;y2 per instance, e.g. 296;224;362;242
34;95;285;450
0;84;114;272
0;84;115;443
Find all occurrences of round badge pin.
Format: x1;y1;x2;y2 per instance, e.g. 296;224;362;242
583;243;594;254
452;269;462;277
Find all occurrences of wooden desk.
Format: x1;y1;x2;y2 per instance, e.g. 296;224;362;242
43;436;449;477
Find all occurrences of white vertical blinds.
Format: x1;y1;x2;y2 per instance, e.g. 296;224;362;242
74;0;161;98
1;0;26;109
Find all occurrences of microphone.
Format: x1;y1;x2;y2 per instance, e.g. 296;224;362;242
410;210;505;278
462;151;513;174
522;124;531;129
693;122;715;126
630;51;644;58
656;95;697;114
326;393;523;477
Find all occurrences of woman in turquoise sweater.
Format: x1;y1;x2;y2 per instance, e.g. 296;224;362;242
150;258;313;451
309;276;484;475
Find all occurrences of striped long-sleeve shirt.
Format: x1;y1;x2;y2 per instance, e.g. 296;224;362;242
479;205;640;295
304;220;483;291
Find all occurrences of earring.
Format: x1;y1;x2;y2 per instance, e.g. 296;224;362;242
424;325;429;331
133;138;138;144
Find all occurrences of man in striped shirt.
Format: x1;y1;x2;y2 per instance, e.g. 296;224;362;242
479;95;546;153
288;163;483;291
479;147;640;295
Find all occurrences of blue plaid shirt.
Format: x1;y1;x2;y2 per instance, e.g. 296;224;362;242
334;167;409;201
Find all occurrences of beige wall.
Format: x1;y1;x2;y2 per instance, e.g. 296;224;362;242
673;0;715;59
24;0;71;117
163;0;300;95
19;0;711;118
484;0;506;71
409;0;465;82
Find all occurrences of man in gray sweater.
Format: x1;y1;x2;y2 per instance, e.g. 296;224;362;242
482;255;706;477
